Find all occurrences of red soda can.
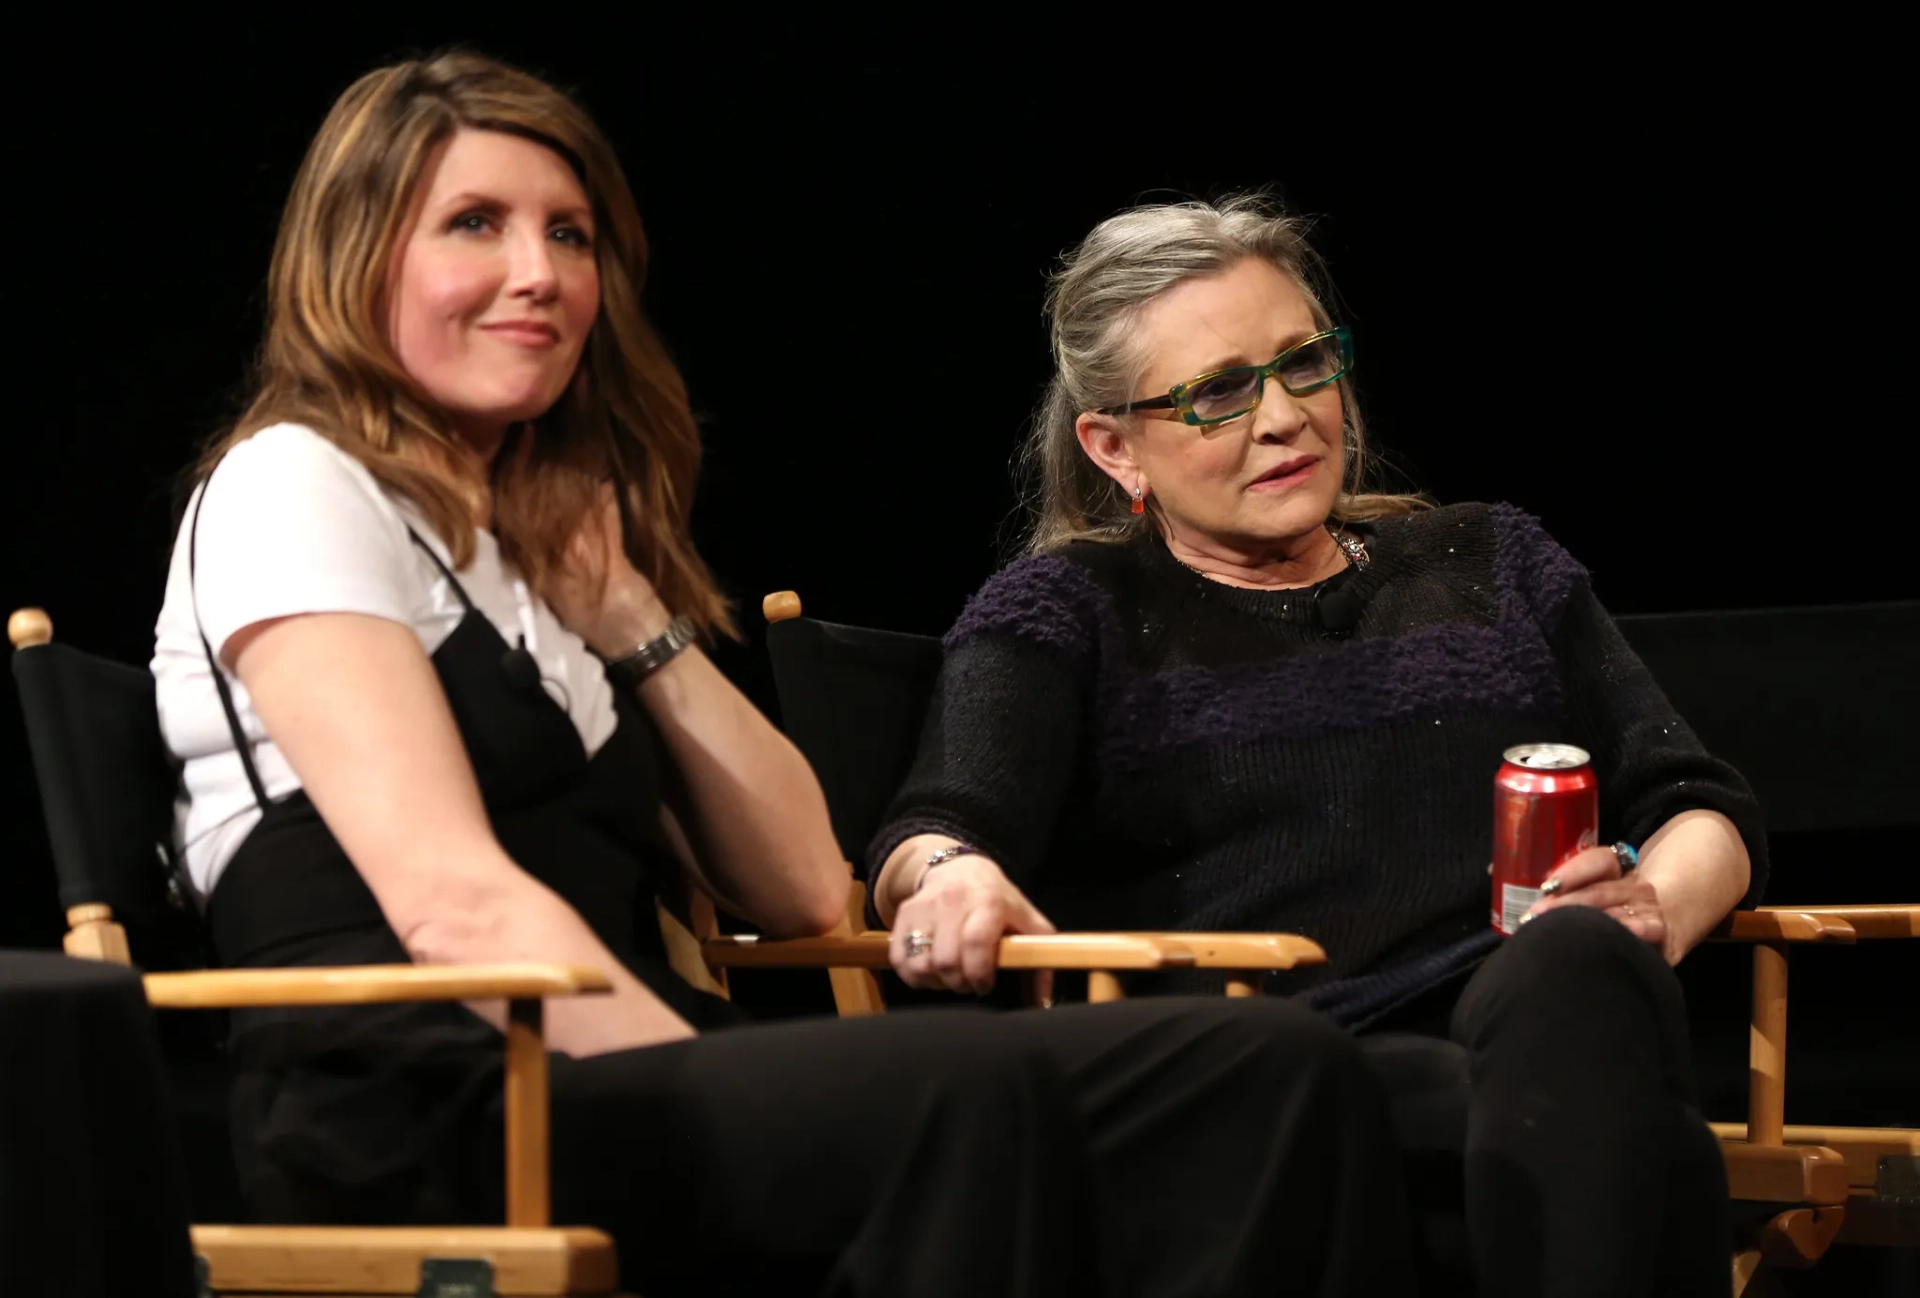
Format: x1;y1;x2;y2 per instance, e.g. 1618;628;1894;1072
1491;743;1598;935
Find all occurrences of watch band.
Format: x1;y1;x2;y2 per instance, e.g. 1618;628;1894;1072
606;614;698;688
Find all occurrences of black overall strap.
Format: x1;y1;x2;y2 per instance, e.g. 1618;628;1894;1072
187;492;475;815
403;525;477;614
188;486;273;812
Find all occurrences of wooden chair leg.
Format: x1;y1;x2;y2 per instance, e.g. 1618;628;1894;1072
1749;942;1788;1147
505;998;550;1228
685;889;730;999
1759;1207;1846;1267
656;897;731;999
826;878;886;1017
1731;1214;1821;1298
1088;971;1124;1003
1732;1238;1784;1298
63;903;132;966
828;966;887;1017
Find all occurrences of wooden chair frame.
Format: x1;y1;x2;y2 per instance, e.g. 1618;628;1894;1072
67;907;624;1296
1708;906;1920;1292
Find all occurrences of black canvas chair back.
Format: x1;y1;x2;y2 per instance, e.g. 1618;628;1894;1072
765;616;944;865
1620;602;1918;1125
12;629;243;1220
11;637;203;969
1615;601;1919;835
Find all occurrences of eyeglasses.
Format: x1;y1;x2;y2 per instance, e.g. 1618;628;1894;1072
1096;327;1353;427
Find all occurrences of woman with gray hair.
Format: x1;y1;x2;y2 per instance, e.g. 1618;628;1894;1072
870;195;1765;1296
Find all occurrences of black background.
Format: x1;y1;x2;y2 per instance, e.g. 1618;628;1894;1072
2;27;1915;1290
4;23;1909;947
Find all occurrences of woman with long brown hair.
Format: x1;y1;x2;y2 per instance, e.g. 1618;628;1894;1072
150;51;1412;1296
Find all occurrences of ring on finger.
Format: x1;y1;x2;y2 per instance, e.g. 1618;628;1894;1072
904;930;933;959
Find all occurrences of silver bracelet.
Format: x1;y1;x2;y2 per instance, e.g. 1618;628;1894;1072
606;614;697;688
914;844;978;893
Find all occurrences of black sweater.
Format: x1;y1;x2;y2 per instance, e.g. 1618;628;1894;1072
870;503;1767;1017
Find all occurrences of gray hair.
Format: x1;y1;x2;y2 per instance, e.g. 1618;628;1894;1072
1015;193;1426;554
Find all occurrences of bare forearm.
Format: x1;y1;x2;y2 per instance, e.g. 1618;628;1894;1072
232;614;692;1054
636;648;846;936
558;563;844;936
1638;808;1752;962
403;862;693;1056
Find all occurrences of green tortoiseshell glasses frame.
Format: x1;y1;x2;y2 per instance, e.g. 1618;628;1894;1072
1096;327;1354;427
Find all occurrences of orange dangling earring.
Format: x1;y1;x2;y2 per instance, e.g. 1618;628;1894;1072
1130;485;1146;515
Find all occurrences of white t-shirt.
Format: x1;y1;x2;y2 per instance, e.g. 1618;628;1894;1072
152;422;619;900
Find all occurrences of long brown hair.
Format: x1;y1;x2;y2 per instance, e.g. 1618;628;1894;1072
1018;194;1429;554
198;50;733;635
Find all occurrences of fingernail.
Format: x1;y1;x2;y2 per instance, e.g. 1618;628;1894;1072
1518;912;1535;926
1540;877;1563;896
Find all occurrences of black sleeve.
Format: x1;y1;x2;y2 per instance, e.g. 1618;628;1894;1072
865;635;1088;903
1552;584;1770;908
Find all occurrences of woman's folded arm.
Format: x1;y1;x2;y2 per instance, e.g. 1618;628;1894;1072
228;609;694;1054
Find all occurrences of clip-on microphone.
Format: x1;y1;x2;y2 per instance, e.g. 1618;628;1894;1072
500;635;543;692
1313;569;1367;637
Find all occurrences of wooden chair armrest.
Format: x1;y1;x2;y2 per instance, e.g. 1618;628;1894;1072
1762;904;1918;938
700;933;888;969
702;931;1176;971
1712;910;1858;943
996;934;1177;970
1712;904;1919;943
142;963;614;1010
1139;932;1328;971
1718;1140;1851;1205
1710;1124;1920;1190
702;930;1329;972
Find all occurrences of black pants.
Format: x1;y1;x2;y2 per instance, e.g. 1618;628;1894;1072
551;997;1413;1298
1357;906;1730;1298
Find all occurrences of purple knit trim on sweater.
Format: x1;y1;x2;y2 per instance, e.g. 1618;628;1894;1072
1489;503;1588;635
1095;506;1585;769
1098;619;1561;770
944;552;1115;661
943;505;1591;770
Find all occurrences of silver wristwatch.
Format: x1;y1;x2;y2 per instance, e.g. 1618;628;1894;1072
606;614;698;688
